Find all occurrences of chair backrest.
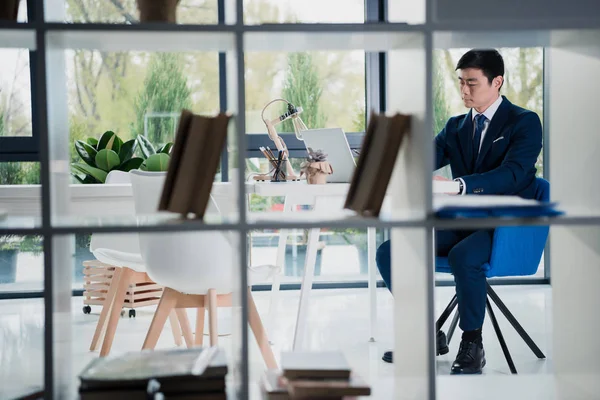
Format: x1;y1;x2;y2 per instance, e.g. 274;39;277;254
486;177;550;278
128;170;234;295
534;177;550;202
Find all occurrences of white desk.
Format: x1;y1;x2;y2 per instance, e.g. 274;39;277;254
251;182;379;349
252;180;458;350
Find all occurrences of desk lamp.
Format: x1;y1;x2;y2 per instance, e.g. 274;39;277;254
260;98;308;180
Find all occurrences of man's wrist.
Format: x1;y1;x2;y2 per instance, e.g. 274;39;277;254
454;178;466;195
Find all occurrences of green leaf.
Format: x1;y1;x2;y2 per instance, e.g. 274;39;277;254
95;149;121;172
136;135;156;159
117;157;144;172
104;133;122;154
75;140;98;167
83;175;99;184
87;137;98;148
71;163;107;183
114;135;123;154
119;139;138;162
72;174;86;184
145;153;170;171
98;131;117;151
158;142;173;155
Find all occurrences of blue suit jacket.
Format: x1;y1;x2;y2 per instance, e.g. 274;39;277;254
435;96;542;199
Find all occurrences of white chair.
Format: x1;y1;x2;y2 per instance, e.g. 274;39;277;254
88;170;192;357
129;170;278;369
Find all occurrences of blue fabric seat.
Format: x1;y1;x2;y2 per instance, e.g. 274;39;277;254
436;177;550;277
435;178;550;374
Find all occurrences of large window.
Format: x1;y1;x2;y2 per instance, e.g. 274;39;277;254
63;0;218;24
433;48;544;179
243;0;364;24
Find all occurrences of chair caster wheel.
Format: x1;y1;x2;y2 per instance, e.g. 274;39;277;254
129;309;136;318
83;305;91;314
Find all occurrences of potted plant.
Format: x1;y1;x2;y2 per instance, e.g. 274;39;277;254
136;135;173;172
300;149;333;185
136;0;180;23
0;0;19;21
0;235;42;284
71;131;173;184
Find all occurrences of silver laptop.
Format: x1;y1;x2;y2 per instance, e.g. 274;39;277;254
301;128;356;183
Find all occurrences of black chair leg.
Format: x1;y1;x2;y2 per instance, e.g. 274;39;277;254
487;284;546;359
436;295;457;332
447;310;459;345
486;298;517;374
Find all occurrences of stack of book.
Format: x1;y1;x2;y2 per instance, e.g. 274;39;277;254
261;351;371;399
78;347;228;400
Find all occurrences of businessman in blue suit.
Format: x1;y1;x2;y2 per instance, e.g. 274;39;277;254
376;49;542;374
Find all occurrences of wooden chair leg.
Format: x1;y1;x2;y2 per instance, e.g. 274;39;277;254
248;289;278;369
90;267;122;351
169;311;183;346
100;267;133;357
207;289;218;346
195;307;205;346
175;308;194;348
142;288;179;350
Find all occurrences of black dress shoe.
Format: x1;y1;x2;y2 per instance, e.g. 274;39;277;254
450;338;486;374
382;331;448;363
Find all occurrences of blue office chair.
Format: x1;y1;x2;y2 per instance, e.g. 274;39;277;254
435;177;550;374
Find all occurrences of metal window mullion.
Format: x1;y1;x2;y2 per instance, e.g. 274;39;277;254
31;0;54;398
218;0;228;182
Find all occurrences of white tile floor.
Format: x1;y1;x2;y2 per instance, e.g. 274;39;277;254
1;284;591;399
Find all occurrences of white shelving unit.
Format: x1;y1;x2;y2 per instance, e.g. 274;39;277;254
0;0;599;398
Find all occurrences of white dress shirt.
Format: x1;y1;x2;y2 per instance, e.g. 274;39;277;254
471;95;503;151
456;95;504;194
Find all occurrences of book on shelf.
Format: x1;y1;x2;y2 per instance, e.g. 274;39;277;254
280;351;351;381
261;369;288;400
261;369;371;400
344;110;411;217
158;109;232;219
283;374;371;398
78;347;227;395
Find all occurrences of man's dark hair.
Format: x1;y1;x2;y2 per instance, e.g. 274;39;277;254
455;49;504;86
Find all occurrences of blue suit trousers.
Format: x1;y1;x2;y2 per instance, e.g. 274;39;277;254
376;230;493;331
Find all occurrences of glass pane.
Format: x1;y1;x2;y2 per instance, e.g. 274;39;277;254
245;51;366;135
67;50;220;184
0;235;43;291
0;49;32;137
0;235;44;397
0;162;40;185
433;48;544;178
243;0;364;24
63;0;218;24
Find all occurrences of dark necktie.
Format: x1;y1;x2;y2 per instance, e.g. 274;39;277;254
472;113;487;167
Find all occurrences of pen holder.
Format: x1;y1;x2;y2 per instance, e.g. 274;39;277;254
271;156;285;182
